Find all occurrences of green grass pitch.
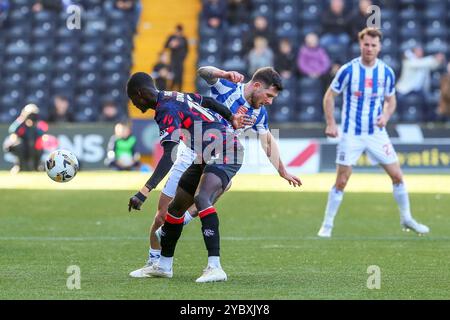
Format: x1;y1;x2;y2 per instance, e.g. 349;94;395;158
0;172;449;299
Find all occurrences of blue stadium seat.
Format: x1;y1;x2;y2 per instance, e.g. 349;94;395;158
275;21;298;38
296;105;323;122
398;93;424;122
425;38;448;55
222;57;247;77
270;103;295;123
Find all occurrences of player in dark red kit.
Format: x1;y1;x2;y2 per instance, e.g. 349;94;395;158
127;72;252;282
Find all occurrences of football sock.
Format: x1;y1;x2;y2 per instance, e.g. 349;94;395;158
158;256;173;271
147;248;161;265
208;256;221;269
160;213;184;258
199;207;220;257
323;186;344;227
183;211;194;225
393;183;412;221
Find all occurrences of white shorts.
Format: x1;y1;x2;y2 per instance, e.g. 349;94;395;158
336;130;398;166
161;142;197;198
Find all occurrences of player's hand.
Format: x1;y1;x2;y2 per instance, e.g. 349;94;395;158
376;114;388;128
280;171;302;187
223;71;244;83
325;123;339;138
128;191;147;212
231;113;253;129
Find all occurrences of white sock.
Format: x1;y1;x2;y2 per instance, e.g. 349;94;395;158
147;248;161;265
183;211;193;225
208;256;221;269
393;183;412;221
159;256;173;271
323;186;344;227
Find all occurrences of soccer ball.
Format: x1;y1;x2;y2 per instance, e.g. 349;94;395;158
45;149;79;183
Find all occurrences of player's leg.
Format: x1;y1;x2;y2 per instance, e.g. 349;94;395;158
318;135;362;237
150;164;203;277
149;192;172;261
367;132;429;235
318;164;352;237
179;180;231;220
153;180;232;242
193;171;228;283
381;162;429;235
151;145;197;252
129;192;173;278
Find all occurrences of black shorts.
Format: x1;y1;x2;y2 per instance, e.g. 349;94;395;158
178;162;242;197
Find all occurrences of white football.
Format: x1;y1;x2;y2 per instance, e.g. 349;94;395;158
45;149;79;183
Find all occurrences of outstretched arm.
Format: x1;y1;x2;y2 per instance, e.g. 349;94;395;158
197;66;244;85
259;131;302;187
128;141;178;211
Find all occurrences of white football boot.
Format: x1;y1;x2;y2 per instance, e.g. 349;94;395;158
195;266;227;283
401;219;430;235
129;263;154;278
144;264;173;278
317;224;333;238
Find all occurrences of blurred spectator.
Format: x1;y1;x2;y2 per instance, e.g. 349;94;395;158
227;0;252;26
164;24;188;92
32;0;72;12
203;0;226;30
437;62;450;118
297;33;331;79
320;0;351;48
105;121;140;171
3;104;48;172
0;0;9;28
113;0;141;31
243;15;275;55
100;101;122;122
275;39;296;79
151;51;173;91
350;0;373;40
397;46;445;107
48;95;74;123
247;36;274;76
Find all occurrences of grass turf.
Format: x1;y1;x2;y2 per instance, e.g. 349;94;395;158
1;181;449;299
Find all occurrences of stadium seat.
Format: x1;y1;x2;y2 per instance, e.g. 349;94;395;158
296;105;323;122
5;40;31;56
275;21;298;38
270;103;295;123
398;93;424;122
425;38;448;55
222;57;247;76
424;21;448;38
298;77;323;93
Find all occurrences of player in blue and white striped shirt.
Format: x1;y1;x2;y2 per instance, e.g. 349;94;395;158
198;66;301;186
318;28;429;237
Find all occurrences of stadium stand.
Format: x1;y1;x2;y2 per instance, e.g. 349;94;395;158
1;0;449;125
196;0;450;124
0;0;136;123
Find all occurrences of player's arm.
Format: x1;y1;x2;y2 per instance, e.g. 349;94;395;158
197;66;244;84
199;96;253;129
377;94;396;128
128;141;178;212
259;131;302;187
323;87;340;138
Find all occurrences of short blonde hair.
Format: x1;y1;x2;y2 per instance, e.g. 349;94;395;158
358;27;383;41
